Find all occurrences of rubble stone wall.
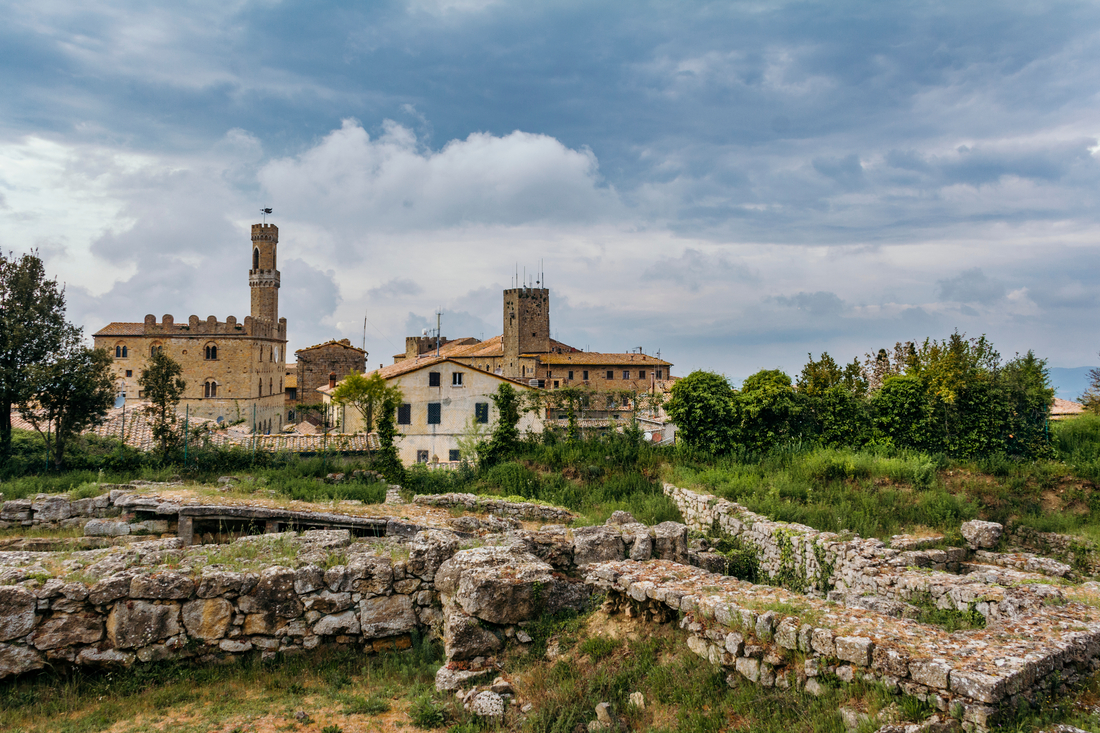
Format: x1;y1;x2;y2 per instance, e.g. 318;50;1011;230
413;493;576;523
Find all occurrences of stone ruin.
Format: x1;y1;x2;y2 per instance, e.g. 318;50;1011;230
1;483;1100;731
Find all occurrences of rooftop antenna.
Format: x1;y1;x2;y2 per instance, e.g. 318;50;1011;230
261;207;272;224
435;309;442;356
362;310;367;352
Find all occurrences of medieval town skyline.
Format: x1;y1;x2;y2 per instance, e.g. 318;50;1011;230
2;1;1099;396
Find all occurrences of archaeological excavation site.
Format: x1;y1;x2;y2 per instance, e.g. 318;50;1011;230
4;472;1100;733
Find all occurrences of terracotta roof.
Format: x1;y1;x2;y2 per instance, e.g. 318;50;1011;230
1053;398;1085;415
538;352;671;366
94;322;147;337
319;356;534;395
296;338;366;355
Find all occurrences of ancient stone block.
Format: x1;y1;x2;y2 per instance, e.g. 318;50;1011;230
293;566;324;595
961;520;1003;550
444;612;502;661
407;530;461;582
32;613;103;650
182;599;232;641
950;669;1007;704
360;594;416;639
775;618;800;650
237;567;303;618
76;647;134;666
810;628;835;657
130;573;195;600
313;610;361;636
88;575;133;605
106;601;181;649
909;659;951;689
725;632;744;656
835;636;874;667
346;556;394;595
653;522;689;564
872;646;910;677
31;496;71;522
572;526;626;566
0;500;32;521
304;590;353;614
243;613;275;635
0;643;45;678
196;571;245;598
735;656;760;683
0;587;37;641
84;519;130;537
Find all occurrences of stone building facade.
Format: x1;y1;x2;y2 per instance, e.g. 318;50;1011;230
93;223;288;434
322;357;540;465
293;339;367;408
392;286;672;394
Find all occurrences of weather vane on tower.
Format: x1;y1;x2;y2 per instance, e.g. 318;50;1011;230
261;207;273;224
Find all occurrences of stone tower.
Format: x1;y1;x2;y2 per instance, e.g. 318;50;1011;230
250;224;280;323
503;286;550;378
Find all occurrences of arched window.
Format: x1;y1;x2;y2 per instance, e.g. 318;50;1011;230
252;247;260;270
269;378;273;395
121;345;127;357
115;345;121;358
204;381;218;398
258;379;263;396
150;343;162;357
204;343;218;360
272;250;276;270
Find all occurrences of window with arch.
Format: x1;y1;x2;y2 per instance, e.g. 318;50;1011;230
204;343;218;360
204;381;218;398
269;378;273;395
114;344;128;358
258;379;263;396
150;343;163;357
252;247;260;270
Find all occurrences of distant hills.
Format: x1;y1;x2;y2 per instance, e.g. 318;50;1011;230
1049;367;1097;402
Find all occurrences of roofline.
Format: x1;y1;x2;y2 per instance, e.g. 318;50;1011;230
322;357;537;393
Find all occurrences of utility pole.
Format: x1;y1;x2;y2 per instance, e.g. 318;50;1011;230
435;310;442;356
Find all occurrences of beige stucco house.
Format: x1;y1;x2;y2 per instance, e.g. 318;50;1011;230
320;356;542;466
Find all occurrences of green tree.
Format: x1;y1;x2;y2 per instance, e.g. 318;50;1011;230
19;327;116;469
1081;354;1100;415
331;371;402;435
797;353;843;396
480;382;523;467
373;392;404;482
545;385;592;442
733;369;805;451
0;251;68;462
665;371;736;454
139;351;187;456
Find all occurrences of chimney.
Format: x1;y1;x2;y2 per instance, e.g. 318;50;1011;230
329;371;337;389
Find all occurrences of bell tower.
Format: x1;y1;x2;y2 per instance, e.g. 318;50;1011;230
250;223;280;323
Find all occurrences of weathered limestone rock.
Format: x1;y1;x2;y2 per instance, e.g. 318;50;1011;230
961;520;1003;550
0;643;45;677
407;530;460;582
572;526;625;567
359;594;416;638
106;600;181;649
32;613;104;650
293;566;324;595
435;664;493;691
32;495;71;522
181;599;232;641
196;571;245;598
84;519;130;537
0;587;37;641
835;636;873;667
130;520;169;535
313;610;361;636
0;499;32;521
130;573;195;600
467;690;505;719
445;613;503;661
88;575;133;605
238;567;303;618
607;510;637;525
653;522;689;564
76;647;135;666
344;556;394;595
304;590;353;614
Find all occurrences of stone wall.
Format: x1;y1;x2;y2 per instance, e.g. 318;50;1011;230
589;559;1100;733
413;493;576;523
664;482;1067;623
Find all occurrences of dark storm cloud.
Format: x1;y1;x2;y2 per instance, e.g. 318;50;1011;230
936;268;1006;304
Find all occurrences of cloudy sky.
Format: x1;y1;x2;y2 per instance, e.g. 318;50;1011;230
2;0;1099;390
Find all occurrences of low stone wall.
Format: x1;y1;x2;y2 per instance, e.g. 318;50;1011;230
413;493;576;523
663;482;1067;622
1008;525;1100;576
0;530;455;679
588;559;1100;732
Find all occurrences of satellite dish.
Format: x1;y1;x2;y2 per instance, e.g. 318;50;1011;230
422;329;428;336
114;392;126;409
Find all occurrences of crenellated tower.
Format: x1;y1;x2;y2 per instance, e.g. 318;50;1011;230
503;286;550;378
250;223;280;323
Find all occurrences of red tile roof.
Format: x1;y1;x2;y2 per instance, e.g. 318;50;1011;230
93;322;147;337
296;338;366;355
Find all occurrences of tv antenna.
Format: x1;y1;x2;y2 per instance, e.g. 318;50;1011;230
261;207;272;224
